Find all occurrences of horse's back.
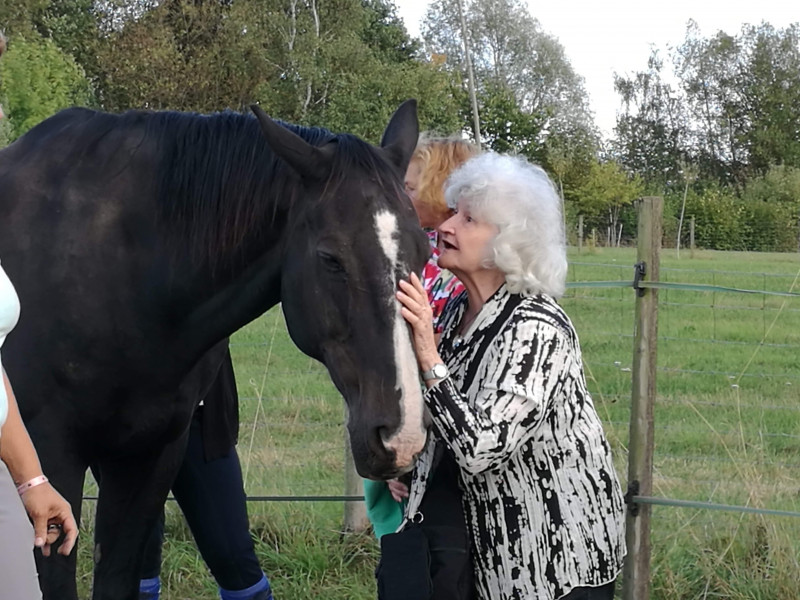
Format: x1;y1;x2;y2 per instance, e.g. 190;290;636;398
0;108;172;404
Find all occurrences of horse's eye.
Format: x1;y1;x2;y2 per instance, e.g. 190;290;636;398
318;251;346;275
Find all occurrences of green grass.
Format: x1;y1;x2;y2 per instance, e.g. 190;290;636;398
76;247;800;599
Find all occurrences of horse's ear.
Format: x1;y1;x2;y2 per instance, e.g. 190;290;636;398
380;99;419;173
250;105;334;181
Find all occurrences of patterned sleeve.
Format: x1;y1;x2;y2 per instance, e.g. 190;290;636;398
425;316;572;476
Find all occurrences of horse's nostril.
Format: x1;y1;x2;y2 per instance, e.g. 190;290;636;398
377;426;391;444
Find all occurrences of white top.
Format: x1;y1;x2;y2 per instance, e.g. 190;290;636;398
0;260;21;436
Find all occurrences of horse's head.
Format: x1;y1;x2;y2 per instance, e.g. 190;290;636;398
252;101;431;479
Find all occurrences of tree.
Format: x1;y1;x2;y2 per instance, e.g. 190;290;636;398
0;34;93;139
614;20;800;190
90;0;463;140
736;23;800;176
474;81;546;161
421;0;598;160
611;50;687;191
572;160;644;246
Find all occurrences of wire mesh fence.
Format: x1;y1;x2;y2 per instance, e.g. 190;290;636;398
566;252;800;516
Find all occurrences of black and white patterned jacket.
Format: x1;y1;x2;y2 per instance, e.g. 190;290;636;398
404;284;626;600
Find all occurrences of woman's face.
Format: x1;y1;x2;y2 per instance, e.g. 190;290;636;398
404;159;422;204
437;199;499;276
404;159;439;229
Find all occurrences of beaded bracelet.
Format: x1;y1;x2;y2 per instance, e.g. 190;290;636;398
17;475;49;496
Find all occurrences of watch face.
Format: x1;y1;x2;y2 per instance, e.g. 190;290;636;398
433;364;448;378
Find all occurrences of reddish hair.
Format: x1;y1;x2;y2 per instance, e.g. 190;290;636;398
411;134;479;224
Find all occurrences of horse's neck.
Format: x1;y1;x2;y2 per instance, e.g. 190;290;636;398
175;238;285;359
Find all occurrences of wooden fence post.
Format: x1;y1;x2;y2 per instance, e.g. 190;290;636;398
622;196;661;600
343;427;369;532
690;215;695;258
578;215;584;254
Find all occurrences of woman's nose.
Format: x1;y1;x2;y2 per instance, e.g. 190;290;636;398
438;214;455;235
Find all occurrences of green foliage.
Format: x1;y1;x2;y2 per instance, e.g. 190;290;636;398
474;81;546;161
359;0;421;63
89;0;462;141
0;34;93;139
611;52;687;190
0;114;14;148
422;0;598;162
742;164;800;206
738;199;798;252
660;184;800;252
614;21;800;191
570;159;644;245
672;186;743;250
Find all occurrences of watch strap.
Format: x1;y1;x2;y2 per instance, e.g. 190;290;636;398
422;363;448;381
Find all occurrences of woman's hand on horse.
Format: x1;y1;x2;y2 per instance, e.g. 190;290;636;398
21;482;79;556
397;273;440;372
387;478;409;502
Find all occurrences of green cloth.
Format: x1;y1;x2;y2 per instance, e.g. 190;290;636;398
363;479;404;539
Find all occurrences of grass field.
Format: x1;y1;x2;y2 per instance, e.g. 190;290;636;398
76;247;800;599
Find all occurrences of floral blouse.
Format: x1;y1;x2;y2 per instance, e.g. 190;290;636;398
422;230;464;333
404;284;626;600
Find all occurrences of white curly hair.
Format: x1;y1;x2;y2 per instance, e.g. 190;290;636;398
444;152;568;298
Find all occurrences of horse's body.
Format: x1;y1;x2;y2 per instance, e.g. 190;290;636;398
0;102;429;599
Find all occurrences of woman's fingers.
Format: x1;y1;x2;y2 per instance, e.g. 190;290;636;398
409;272;427;295
387;478;409;502
59;511;79;555
397;277;431;317
22;484;79;557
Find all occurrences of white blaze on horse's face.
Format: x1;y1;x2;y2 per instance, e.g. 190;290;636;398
374;209;427;471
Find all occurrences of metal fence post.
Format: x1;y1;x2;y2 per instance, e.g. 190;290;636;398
622;196;662;600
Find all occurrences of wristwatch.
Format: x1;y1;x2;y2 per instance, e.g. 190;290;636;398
422;363;449;382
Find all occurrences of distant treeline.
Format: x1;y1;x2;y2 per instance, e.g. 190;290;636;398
1;1;799;251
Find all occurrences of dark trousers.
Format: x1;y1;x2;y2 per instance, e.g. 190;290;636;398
560;581;616;600
141;408;263;591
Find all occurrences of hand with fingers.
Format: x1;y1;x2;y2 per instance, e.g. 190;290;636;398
20;482;79;557
397;273;441;373
387;478;409;502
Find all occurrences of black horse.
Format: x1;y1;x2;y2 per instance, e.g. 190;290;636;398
0;101;430;600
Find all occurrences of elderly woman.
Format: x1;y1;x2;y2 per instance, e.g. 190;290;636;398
396;152;626;600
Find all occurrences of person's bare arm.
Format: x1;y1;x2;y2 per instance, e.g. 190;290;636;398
1;370;78;556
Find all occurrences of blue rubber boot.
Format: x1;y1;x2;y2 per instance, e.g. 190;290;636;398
138;577;161;600
219;574;273;600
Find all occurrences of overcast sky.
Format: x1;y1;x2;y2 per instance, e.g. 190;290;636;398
393;0;799;138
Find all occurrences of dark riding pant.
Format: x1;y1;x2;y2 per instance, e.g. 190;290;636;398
140;408;267;594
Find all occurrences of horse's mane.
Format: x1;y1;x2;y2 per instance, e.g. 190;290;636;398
121;109;399;271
